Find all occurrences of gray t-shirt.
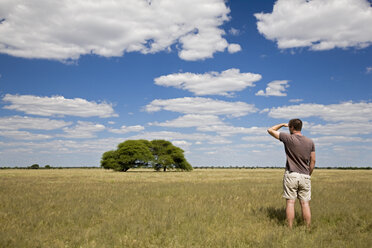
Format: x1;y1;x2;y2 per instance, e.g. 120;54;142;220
279;132;315;175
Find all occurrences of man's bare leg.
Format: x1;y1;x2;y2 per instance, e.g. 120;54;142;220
300;200;311;228
286;199;295;228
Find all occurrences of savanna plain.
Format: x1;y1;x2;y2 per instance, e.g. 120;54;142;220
0;168;371;248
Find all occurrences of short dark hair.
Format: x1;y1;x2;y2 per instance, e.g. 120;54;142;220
288;119;302;131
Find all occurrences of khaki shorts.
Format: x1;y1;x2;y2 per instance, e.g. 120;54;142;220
283;171;311;201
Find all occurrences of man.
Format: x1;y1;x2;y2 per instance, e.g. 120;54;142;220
267;119;315;229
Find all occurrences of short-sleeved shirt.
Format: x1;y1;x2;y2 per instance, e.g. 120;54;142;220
279;132;315;175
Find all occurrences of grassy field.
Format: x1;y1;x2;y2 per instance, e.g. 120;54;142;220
0;168;371;248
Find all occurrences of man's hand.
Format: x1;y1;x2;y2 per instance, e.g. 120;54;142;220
267;123;288;140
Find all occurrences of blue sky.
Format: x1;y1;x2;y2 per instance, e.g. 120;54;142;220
0;0;371;167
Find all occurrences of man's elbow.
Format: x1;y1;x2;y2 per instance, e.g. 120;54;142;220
267;129;280;140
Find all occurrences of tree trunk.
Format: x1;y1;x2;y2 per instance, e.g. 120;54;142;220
163;167;166;172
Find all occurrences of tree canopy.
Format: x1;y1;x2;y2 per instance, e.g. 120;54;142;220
100;139;192;172
151;140;192;171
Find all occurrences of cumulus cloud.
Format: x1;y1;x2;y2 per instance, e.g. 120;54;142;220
2;94;117;118
289;99;303;103
0;115;71;130
229;28;240;36
366;66;372;74
0;137;125;154
197;125;266;137
0;130;52;140
154;68;260;96
145;97;258;117
267;101;372;122
150;114;267;136
61;121;105;139
0;0;239;61
171;140;192;152
313;136;370;145
227;44;242;53
108;125;145;134
255;0;372;50
242;135;277;142
255;80;289;97
308;122;372;136
127;131;231;145
150;114;224;128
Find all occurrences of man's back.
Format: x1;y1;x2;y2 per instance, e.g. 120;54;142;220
279;132;315;175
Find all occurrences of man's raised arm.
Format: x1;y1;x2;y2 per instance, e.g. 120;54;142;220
267;123;288;140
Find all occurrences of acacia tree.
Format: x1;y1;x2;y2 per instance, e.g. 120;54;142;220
101;150;119;170
150;140;192;172
101;139;192;172
101;140;154;172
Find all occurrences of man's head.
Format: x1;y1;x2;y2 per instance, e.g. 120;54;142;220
288;119;302;134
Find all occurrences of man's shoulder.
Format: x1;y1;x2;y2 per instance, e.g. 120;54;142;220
301;135;314;143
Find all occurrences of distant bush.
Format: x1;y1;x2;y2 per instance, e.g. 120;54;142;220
44;165;51;169
29;164;39;169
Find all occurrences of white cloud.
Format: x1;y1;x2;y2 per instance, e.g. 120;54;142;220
0;115;71;130
313;136;371;146
61;121;105;139
0;0;237;61
154;68;260;96
255;80;289;97
227;44;242;53
197;125;267;137
127;131;231;145
145;97;258;117
150;114;224;128
242;135;277;143
150;114;266;136
0;130;52;140
267;101;372;122
289;99;303;103
0;137;124;154
366;66;372;74
3;94;117;118
171;140;192;152
229;28;240;36
255;0;372;50
108;125;145;134
308;122;372;136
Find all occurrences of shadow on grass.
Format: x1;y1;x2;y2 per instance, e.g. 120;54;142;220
265;207;286;224
264;207;304;226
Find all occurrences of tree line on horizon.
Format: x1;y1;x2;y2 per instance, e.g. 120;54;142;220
100;139;192;172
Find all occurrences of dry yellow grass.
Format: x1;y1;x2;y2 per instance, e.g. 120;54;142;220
0;168;371;247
